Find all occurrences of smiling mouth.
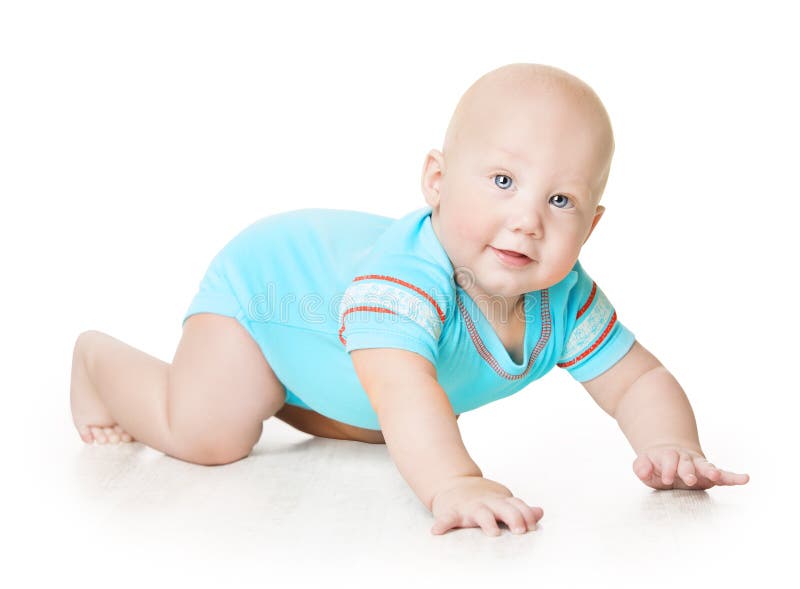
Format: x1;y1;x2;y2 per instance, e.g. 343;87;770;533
490;246;535;267
491;246;531;259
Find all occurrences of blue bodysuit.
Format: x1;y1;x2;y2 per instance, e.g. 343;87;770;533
182;206;636;430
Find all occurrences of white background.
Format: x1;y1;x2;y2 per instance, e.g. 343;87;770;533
2;1;797;587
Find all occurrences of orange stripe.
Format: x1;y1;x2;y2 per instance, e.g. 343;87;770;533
557;311;617;369
354;274;446;324
576;281;597;319
338;305;397;345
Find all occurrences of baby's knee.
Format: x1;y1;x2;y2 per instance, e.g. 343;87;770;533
168;432;257;466
165;396;263;466
165;360;269;464
167;405;263;465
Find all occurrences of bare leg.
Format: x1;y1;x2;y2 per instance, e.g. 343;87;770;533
70;330;171;451
70;313;288;465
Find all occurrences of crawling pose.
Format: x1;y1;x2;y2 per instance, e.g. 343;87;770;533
70;62;749;537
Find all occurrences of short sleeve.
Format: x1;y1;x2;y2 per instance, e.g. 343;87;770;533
337;256;450;366
556;261;635;382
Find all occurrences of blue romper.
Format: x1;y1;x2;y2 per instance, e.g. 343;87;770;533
182;206;636;431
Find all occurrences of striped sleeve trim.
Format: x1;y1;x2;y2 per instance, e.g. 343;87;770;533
557;281;617;368
576;281;597;319
338;275;446;345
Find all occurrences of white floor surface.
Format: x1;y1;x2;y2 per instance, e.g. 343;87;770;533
4;363;793;589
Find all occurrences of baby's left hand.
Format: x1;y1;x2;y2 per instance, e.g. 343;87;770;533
633;444;750;490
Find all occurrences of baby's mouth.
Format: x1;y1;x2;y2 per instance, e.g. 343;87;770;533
490;246;532;260
489;245;535;267
499;249;528;259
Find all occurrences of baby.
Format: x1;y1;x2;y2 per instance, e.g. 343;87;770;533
70;63;750;537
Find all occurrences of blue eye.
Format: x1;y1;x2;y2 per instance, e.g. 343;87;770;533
494;174;512;189
549;194;573;209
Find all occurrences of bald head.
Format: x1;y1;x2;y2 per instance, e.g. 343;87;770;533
441;63;615;202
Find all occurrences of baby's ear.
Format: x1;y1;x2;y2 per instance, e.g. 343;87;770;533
421;149;445;209
583;205;605;244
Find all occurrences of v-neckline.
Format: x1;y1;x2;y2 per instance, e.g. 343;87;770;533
489;296;528;364
455;286;533;372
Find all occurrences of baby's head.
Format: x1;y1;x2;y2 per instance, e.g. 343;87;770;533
422;63;614;306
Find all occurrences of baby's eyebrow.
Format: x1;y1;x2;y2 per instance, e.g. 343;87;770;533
490;146;530;165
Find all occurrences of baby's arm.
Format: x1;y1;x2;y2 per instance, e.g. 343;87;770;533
582;340;750;489
350;347;542;536
351;347;480;504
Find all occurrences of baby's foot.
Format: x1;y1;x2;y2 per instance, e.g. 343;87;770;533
70;332;135;445
82;424;134;445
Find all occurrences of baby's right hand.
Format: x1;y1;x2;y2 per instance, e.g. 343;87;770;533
430;475;543;536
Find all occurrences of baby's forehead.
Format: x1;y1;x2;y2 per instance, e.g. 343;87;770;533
459;93;608;150
459;122;607;168
443;65;614;182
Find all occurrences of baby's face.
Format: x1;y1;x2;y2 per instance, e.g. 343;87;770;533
423;81;611;310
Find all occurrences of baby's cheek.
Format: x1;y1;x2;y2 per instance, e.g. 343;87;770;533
461;208;489;237
450;215;478;242
455;220;476;241
462;224;490;254
445;199;491;250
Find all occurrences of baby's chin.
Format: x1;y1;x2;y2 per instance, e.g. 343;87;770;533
490;264;575;295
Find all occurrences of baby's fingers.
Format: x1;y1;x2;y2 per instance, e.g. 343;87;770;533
633;454;673;489
474;504;503;536
693;457;750;486
490;499;532;535
677;452;698;486
693;456;720;482
718;470;750;485
658;450;680;485
506;497;544;531
431;502;532;537
431;508;461;535
633;454;654;480
431;505;507;536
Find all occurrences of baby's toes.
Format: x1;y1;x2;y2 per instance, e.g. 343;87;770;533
90;426;107;443
85;424;133;444
78;425;94;444
103;426;120;443
113;424;133;443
